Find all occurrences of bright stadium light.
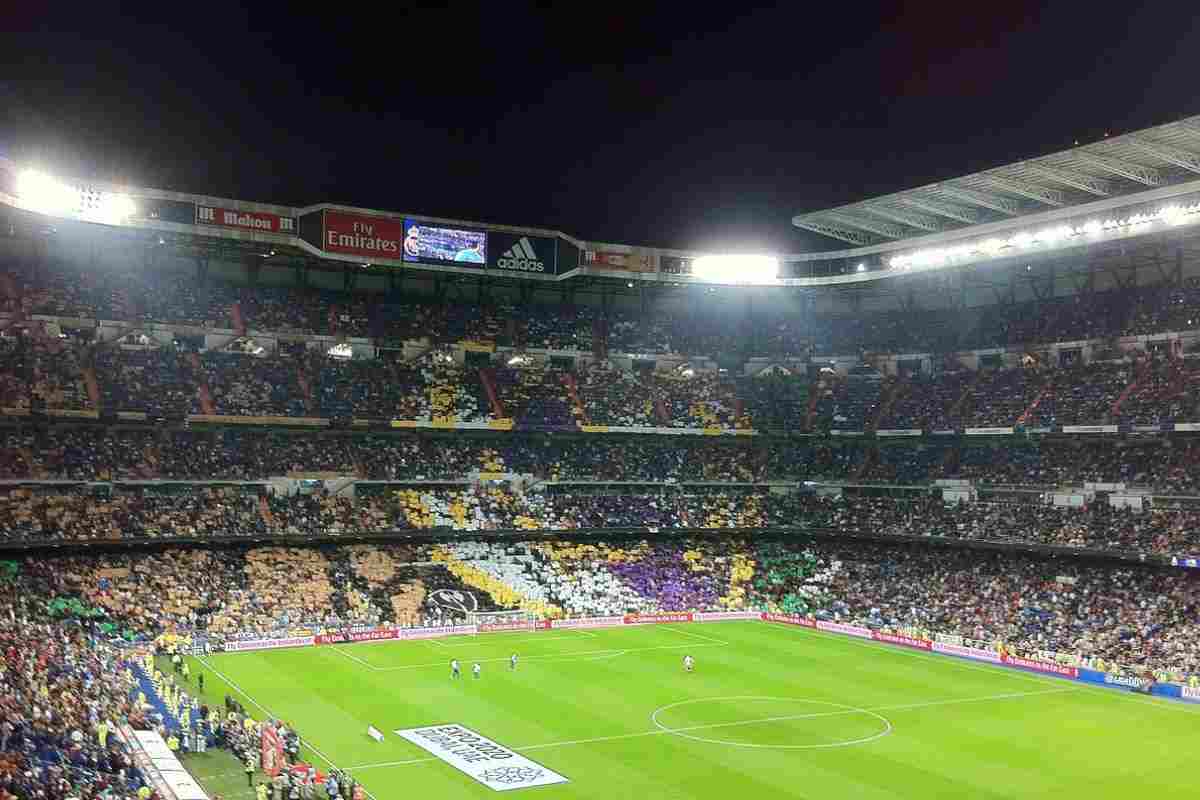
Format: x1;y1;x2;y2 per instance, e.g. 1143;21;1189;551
17;169;77;217
16;168;136;225
888;200;1200;271
690;254;779;284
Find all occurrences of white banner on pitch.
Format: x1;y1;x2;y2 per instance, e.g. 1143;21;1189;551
394;724;569;792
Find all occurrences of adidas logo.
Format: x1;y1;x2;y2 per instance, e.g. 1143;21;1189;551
496;237;546;272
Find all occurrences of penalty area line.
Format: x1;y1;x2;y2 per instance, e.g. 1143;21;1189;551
332;647;376;670
659;624;728;645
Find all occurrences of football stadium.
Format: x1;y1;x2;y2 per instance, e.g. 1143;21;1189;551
3;113;1200;800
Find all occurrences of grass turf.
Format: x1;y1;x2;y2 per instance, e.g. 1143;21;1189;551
185;621;1198;799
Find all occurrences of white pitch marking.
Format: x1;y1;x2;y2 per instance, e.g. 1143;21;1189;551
777;624;1200;715
569;628;599;638
659;624;728;645
344;686;1074;770
346;641;725;672
197;656;379;800
332;647;376;669
579;649;629;661
649;695;892;750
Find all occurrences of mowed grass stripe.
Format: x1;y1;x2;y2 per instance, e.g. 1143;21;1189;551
196;622;1197;800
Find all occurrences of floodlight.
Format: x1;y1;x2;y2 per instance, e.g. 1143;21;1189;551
16;168;136;225
690;254;779;284
856;263;865;273
17;170;76;217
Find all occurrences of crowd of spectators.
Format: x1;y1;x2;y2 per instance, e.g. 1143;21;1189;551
31;535;1193;681
0;562;170;800
198;352;309;418
576;363;659;427
4;426;1200;492
6;326;1200;432
15;254;1200;362
93;348;194;420
0;485;266;542
5;474;1200;557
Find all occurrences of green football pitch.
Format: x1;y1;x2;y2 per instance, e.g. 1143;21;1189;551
191;621;1197;799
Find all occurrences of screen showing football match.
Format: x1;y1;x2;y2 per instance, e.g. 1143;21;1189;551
402;219;487;265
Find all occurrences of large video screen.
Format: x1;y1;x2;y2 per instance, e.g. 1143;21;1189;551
402;219;487;265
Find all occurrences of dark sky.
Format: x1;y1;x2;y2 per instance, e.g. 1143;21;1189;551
2;3;1199;253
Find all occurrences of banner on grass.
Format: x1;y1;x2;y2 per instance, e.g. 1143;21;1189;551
1075;668;1153;690
401;625;477;640
623;613;693;624
551;616;624;629
932;642;1002;663
872;631;931;651
815;621;873;639
223;635;314;652
478;621;544;633
316;627;398;645
761;613;816;628
394;724;569;792
1002;654;1078;678
693;611;760;621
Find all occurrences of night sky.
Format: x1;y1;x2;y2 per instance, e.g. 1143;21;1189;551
2;3;1199;253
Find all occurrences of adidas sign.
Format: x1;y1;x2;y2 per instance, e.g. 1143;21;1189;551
496;237;547;272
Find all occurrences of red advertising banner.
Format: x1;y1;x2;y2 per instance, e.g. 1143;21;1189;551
1002;654;1079;678
932;642;1003;663
551;616;624;629
223;635;314;652
693;611;760;621
478;621;541;633
815;621;873;639
623;613;694;625
196;205;293;234
399;624;477;640
872;631;932;651
762;613;816;628
315;627;398;645
323;210;405;259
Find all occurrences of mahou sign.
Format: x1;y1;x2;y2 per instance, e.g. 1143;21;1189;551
197;205;293;233
323;210;405;259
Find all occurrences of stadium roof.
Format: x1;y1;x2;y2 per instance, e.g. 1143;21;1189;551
793;114;1200;247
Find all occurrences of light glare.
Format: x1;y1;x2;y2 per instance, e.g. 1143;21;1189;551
691;254;779;283
16;168;136;225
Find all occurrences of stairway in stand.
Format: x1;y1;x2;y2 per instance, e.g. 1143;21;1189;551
562;372;590;425
479;368;506;418
187;353;216;415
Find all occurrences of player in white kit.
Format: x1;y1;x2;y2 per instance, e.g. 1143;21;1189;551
510;653;519;671
472;662;482;679
451;659;460;679
683;655;694;673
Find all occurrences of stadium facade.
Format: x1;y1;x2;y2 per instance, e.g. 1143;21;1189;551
3;113;1200;301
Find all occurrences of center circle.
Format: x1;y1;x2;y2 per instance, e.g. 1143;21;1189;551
650;695;892;750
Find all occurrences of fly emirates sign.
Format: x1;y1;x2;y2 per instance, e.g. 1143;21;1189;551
323;211;405;259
